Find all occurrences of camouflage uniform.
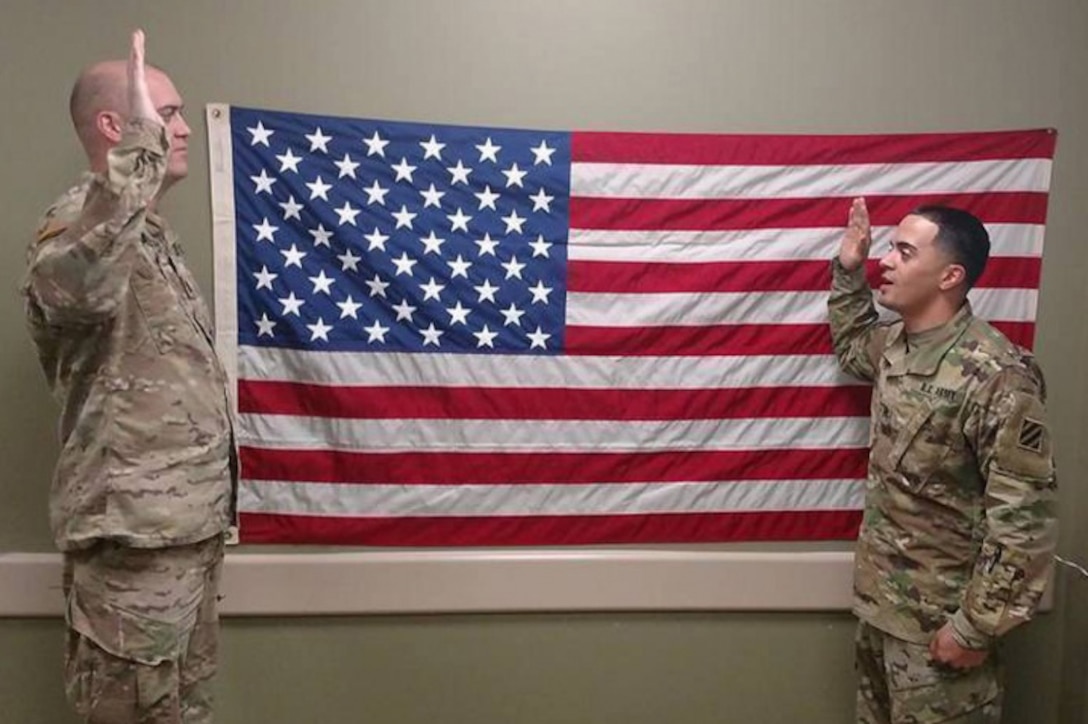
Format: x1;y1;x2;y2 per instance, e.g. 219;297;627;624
23;119;235;723
829;259;1058;723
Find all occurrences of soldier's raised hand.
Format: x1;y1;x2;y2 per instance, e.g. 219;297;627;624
127;29;159;124
838;197;871;272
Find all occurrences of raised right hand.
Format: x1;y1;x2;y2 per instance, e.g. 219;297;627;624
838;197;871;272
127;29;159;123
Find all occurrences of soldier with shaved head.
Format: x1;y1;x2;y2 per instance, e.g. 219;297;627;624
23;31;234;723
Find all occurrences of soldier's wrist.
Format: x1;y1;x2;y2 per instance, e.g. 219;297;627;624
950;609;992;650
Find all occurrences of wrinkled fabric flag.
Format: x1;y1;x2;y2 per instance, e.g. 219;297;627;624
207;104;1055;545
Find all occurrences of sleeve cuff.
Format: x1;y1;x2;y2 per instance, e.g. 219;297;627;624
830;257;870;291
949;609;993;650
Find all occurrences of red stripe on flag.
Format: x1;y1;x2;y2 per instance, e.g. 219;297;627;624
572;129;1056;165
239;381;873;420
238;509;864;545
569;193;1049;231
565;323;833;356
568;257;1040;294
239;447;869;485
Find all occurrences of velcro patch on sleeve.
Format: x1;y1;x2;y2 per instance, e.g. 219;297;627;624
1017;417;1045;453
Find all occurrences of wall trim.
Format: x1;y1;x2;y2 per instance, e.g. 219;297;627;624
0;550;857;616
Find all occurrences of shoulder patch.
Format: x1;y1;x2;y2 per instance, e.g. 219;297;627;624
36;220;68;244
1017;417;1045;453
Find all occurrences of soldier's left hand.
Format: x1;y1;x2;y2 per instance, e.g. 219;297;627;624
929;623;989;669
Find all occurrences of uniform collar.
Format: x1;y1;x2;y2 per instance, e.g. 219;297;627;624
884;302;974;377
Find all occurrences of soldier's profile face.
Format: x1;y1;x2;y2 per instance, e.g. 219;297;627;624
147;70;190;183
876;214;954;316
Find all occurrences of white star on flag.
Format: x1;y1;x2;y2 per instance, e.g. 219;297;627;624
502;210;526;234
337;249;361;271
447;160;472;185
307;318;333;341
334;154;360;178
275;148;302;173
336;296;363;319
420;134;446;160
279;196;303;220
530;140;556;165
420;277;446;301
247;121;273;147
530;188;554;212
364;319;390;343
281;244;307;268
309;270;336;295
502;163;527;188
446;301;471;325
420;183;445;208
527;326;551;349
306;127;332;153
364;180;390;206
364;228;390;252
419;323;443;347
309;224;334;247
278;292;304;316
476;137;501;163
447;208;472;232
474;185;500;210
334;201;361;226
363;131;389;157
473;325;499;348
391;299;417;321
253;266;277;290
253;218;279;243
306;176;332;201
255;313;276;337
251;169;276;194
392;157;417;183
529;280;553;304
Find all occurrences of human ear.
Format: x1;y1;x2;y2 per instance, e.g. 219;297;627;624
939;264;967;291
95;111;124;144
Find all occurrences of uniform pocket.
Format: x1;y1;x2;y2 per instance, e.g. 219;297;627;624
888;405;953;489
130;261;184;355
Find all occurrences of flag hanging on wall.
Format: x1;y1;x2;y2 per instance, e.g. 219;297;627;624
206;104;1055;546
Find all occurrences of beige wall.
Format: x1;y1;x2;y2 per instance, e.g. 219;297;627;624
1;1;1086;722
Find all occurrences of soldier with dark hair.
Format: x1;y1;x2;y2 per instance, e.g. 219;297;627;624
830;198;1058;723
23;30;235;723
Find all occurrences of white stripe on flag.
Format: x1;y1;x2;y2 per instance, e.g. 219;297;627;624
238;414;870;453
567;289;1037;327
238;478;867;517
570;159;1052;199
568;224;1045;263
237;346;859;389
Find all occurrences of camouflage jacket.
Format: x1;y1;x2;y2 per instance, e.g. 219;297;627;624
829;259;1057;648
24;119;235;551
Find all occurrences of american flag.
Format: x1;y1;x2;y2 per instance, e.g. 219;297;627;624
207;105;1055;546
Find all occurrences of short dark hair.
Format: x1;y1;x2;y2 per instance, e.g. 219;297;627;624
912;205;991;289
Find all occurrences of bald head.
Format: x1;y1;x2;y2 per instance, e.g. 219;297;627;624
69;59;171;162
69;61;128;149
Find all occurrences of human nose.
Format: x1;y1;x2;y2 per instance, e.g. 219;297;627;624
175;113;191;138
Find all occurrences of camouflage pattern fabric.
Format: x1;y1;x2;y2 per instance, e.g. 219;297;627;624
855;622;1001;723
63;535;224;723
829;259;1058;649
22;119;235;551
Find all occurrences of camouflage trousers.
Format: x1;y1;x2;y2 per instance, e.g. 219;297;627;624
62;535;225;724
855;621;1002;723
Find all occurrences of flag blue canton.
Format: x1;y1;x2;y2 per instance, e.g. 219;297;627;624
231;106;571;354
